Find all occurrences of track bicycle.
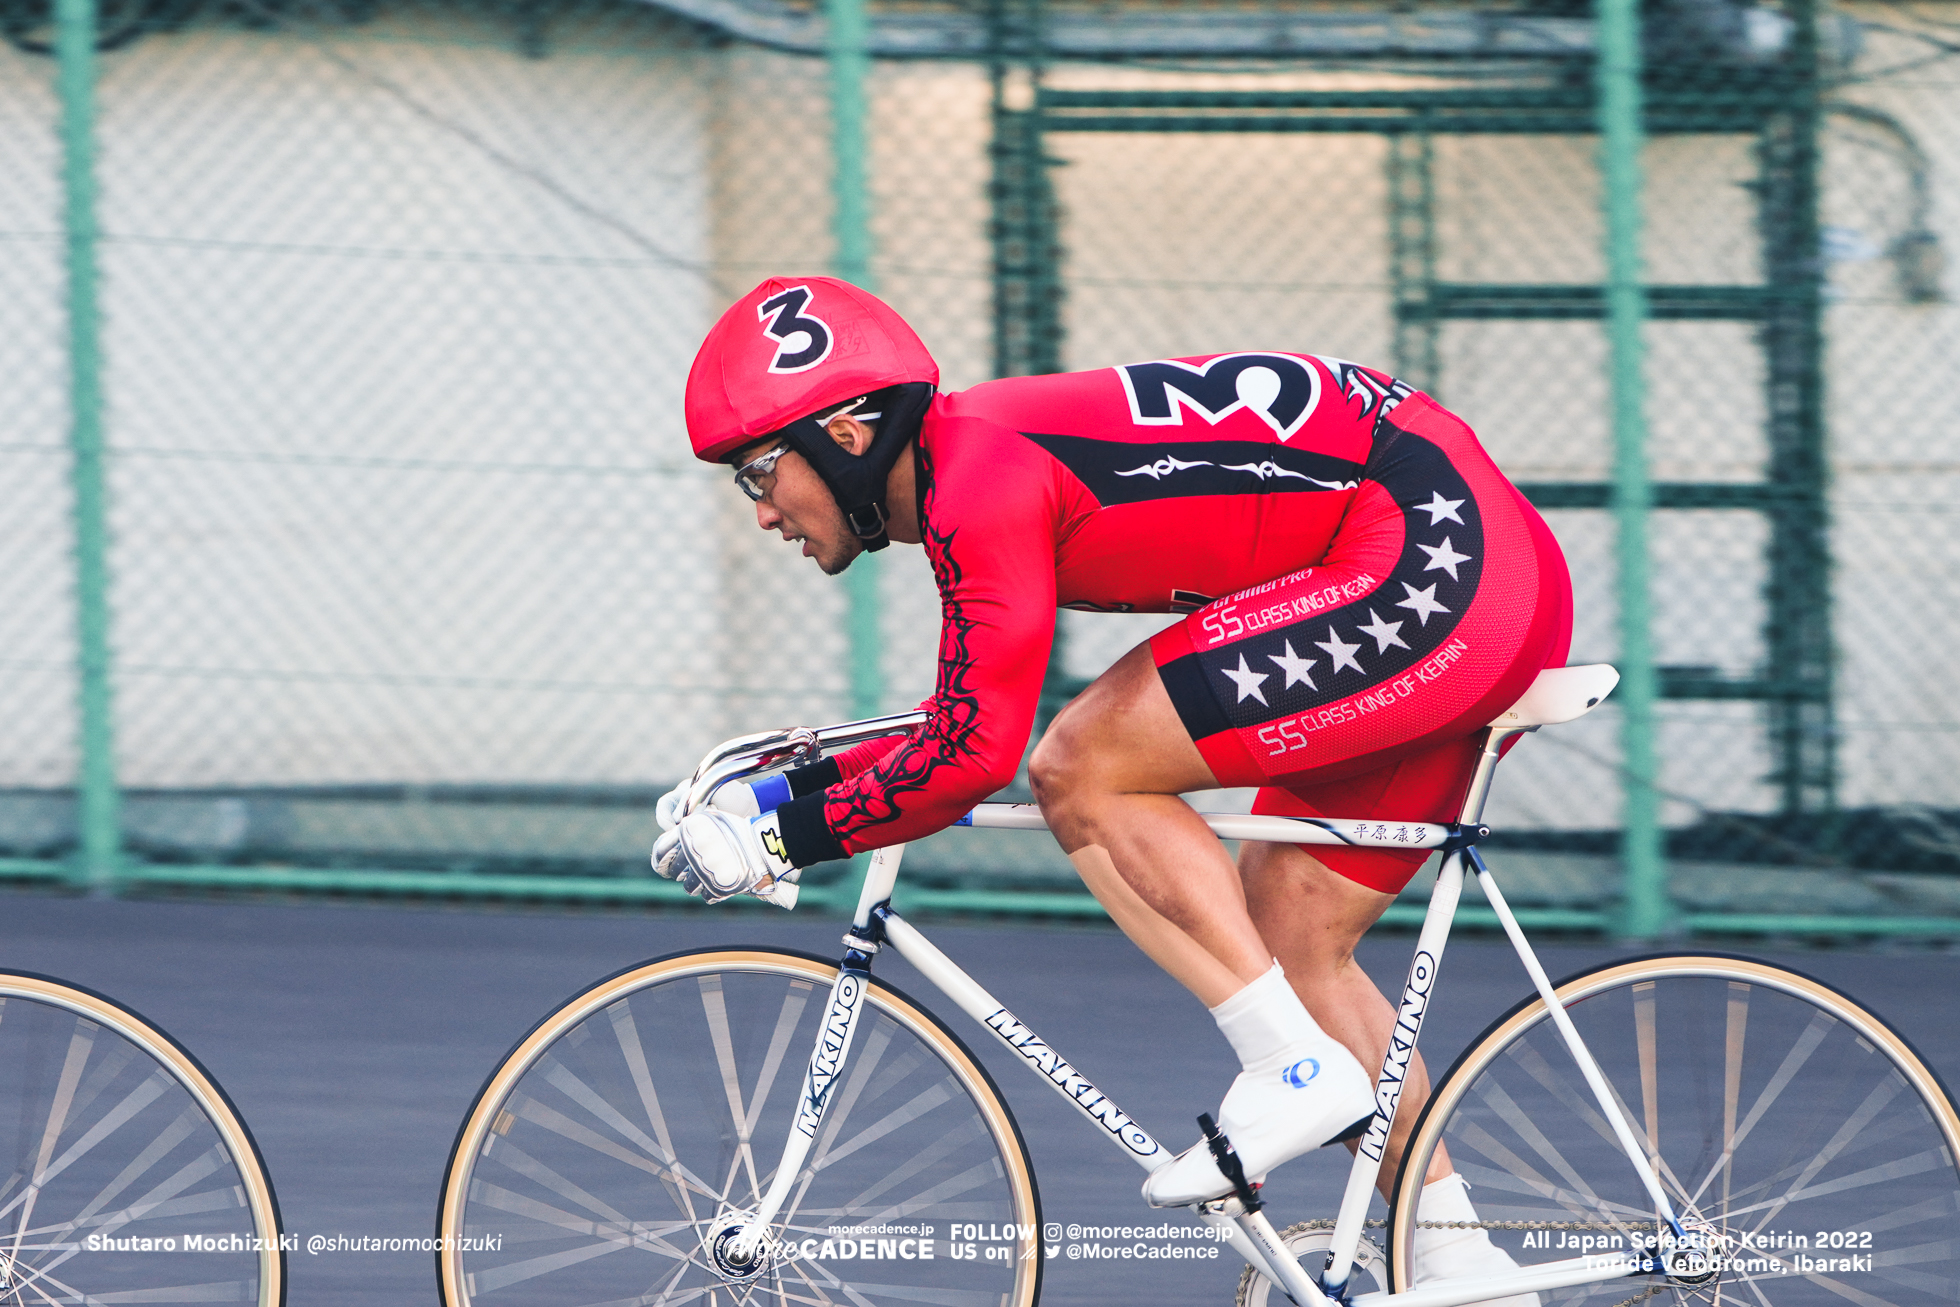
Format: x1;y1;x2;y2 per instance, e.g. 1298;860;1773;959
0;970;285;1305
435;664;1960;1307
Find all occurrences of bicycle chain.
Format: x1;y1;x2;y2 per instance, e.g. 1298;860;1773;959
1284;1219;1661;1231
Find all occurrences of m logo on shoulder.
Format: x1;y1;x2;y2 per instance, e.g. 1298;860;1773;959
1117;353;1323;442
758;286;834;374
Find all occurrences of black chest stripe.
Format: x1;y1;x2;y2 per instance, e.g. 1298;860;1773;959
1020;432;1365;507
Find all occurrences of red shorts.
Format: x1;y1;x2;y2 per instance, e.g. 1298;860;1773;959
1151;395;1572;893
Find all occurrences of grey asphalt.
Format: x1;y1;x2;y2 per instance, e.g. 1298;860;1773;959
1;892;1954;1306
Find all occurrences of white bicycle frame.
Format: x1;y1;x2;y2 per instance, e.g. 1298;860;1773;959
701;669;1684;1306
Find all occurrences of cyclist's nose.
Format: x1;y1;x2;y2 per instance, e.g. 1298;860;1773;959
755;496;782;531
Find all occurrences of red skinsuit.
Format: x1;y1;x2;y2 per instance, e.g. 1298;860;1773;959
777;353;1571;892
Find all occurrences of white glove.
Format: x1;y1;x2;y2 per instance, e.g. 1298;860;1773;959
652;809;797;904
655;779;765;831
655;781;689;831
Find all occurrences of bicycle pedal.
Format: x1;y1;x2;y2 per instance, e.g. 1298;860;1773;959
1195;1191;1256;1219
1197;1112;1265;1214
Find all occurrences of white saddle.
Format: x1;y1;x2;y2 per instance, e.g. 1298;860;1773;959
1488;664;1619;730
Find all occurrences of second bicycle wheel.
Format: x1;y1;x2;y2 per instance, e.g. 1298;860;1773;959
0;970;284;1305
1390;953;1960;1306
438;946;1041;1305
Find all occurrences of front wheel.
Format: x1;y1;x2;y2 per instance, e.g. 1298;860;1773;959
438;947;1042;1305
1390;953;1960;1306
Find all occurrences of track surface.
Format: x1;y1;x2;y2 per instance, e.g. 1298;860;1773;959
0;894;1953;1306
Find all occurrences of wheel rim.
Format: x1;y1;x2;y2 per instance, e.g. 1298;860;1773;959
0;978;279;1306
441;951;1038;1305
1397;957;1960;1306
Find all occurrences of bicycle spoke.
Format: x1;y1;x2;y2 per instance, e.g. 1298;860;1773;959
1722;1147;1950;1221
1719;982;1748;1216
743;986;814;1140
605;1008;675;1146
1738;1078;1901;1232
510;1092;723;1200
544;1062;684;1171
817;1119;988;1217
1634;981;1660;1178
700;975;762;1198
466;1235;640;1295
1688;1008;1834;1201
1705;1109;1929;1214
474;1139;638;1233
60;1109;203;1232
1470;1076;1617;1212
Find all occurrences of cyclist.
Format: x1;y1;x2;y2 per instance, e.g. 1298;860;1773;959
660;276;1570;1303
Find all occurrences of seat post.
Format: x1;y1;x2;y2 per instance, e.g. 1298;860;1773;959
1457;725;1531;826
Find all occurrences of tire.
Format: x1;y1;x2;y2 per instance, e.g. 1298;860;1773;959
1389;953;1960;1306
437;947;1042;1306
0;970;284;1305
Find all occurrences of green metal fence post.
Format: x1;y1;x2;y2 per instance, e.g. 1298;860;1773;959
828;0;881;720
57;0;122;896
1597;0;1666;938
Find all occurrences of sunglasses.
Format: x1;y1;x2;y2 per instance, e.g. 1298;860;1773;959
732;442;793;502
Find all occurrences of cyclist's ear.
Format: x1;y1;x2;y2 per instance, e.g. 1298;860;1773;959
824;412;876;456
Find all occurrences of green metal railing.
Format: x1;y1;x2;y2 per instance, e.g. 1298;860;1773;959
1596;0;1664;939
56;0;119;897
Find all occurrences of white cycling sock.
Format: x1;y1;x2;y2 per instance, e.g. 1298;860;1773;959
1413;1173;1480;1258
1413;1173;1540;1307
1211;961;1328;1074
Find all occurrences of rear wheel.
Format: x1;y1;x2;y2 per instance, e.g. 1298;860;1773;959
438;946;1042;1305
1390;953;1960;1306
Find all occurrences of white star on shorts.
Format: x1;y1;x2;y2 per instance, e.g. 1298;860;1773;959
1395;581;1451;625
1419;491;1466;525
1219;654;1270;705
1268;641;1319;690
1357;609;1410;653
1419;536;1474;581
1315;626;1365;676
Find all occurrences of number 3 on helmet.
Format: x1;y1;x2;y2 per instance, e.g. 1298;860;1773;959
684;276;940;464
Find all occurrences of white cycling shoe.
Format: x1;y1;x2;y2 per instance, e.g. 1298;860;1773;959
1141;1038;1373;1207
1412;1174;1540;1307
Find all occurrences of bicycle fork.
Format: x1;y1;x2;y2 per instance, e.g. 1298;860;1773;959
717;954;873;1272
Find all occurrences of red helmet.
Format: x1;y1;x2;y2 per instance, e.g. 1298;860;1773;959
685;276;939;463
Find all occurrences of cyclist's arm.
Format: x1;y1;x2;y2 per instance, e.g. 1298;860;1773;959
772;450;1062;864
772;732;908;802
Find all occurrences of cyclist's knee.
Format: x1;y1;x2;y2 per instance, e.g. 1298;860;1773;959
1028;717;1090;807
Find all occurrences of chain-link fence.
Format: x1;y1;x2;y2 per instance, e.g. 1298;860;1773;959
4;0;1959;931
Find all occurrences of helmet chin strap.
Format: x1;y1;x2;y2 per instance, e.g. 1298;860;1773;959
780;382;934;553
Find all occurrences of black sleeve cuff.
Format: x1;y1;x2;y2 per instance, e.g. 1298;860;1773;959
778;792;848;867
783;756;843;798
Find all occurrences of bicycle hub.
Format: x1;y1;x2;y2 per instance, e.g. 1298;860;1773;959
705;1210;773;1283
1658;1220;1722;1286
